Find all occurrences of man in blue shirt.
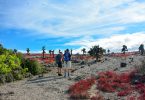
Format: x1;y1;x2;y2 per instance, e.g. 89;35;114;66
63;49;71;78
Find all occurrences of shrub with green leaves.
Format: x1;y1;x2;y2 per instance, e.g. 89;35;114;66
88;45;105;62
22;59;43;75
13;72;23;80
0;44;43;84
5;73;14;82
0;44;28;83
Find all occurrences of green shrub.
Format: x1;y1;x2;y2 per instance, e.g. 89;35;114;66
21;68;28;75
0;45;33;83
5;73;14;82
13;72;23;80
30;61;43;75
0;74;6;84
23;59;43;75
0;44;43;83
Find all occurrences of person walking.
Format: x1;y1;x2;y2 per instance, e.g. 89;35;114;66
63;49;71;78
55;51;63;76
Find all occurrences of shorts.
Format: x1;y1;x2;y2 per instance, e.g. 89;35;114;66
64;61;71;68
57;62;62;68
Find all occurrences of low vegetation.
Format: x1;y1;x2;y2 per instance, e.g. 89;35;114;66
68;69;145;99
0;44;44;84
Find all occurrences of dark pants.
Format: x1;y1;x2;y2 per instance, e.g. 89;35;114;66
57;62;62;68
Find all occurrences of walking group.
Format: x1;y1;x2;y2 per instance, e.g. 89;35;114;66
55;49;72;78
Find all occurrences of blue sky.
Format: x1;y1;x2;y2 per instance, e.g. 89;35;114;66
1;0;145;53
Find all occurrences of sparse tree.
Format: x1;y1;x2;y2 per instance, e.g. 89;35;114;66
139;44;144;55
49;50;52;57
59;49;61;53
107;49;110;54
122;45;128;54
42;46;46;59
26;48;30;55
71;49;72;55
88;45;105;62
100;47;106;55
13;49;17;54
52;50;54;58
81;48;86;55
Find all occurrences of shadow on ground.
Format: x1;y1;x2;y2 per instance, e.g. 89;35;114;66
26;75;64;84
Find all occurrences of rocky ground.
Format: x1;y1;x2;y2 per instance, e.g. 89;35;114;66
0;55;144;100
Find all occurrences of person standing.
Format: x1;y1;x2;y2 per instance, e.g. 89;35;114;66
63;49;71;78
55;52;63;76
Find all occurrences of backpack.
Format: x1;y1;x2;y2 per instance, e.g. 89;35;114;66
55;54;61;63
64;52;71;61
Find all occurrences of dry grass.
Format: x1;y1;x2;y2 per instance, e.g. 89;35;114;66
135;59;145;75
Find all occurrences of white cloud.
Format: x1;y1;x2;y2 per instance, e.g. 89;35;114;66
18;50;44;53
68;32;145;53
72;47;86;54
1;0;145;37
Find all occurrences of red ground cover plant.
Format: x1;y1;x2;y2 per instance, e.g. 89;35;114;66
90;94;104;100
117;90;131;96
68;70;145;99
137;92;145;100
68;77;96;99
97;71;132;93
97;70;145;99
127;96;136;100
